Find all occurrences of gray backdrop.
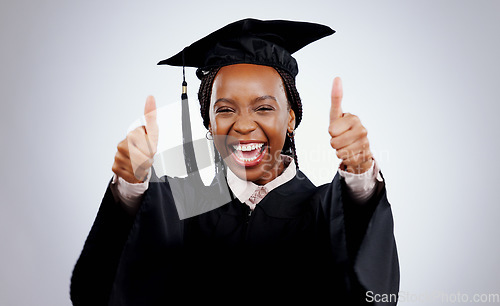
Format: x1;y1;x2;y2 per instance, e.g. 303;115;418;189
1;0;499;305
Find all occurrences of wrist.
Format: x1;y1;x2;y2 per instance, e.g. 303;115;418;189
342;158;373;174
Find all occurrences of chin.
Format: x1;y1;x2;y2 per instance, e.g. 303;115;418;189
225;151;278;185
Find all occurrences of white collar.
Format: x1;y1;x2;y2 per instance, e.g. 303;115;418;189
226;155;297;210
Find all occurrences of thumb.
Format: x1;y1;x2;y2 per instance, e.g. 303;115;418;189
330;77;343;121
144;95;159;152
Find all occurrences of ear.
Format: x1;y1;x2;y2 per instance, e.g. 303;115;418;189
208;122;212;132
287;109;296;133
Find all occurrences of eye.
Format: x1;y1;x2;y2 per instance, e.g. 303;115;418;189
256;105;275;112
215;107;234;113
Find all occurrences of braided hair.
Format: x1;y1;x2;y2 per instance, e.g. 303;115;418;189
197;66;303;168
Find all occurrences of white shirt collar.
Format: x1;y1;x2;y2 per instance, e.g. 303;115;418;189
226;155;297;209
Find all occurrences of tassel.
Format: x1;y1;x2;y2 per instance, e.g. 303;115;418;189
180;52;203;187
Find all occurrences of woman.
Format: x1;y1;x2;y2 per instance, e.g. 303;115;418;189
71;19;399;305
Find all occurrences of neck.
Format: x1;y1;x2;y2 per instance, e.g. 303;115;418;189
253;156;285;185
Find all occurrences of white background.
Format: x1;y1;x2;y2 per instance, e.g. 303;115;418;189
1;0;499;305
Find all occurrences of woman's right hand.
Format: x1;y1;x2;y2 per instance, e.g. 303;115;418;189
112;96;159;184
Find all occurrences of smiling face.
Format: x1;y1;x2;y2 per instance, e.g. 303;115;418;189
208;64;296;185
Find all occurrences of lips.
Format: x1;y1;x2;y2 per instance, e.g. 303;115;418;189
229;142;267;167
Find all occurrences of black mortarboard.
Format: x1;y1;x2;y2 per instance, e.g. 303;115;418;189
158;18;335;78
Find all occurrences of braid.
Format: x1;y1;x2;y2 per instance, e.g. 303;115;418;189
198;68;225;177
275;67;302;169
198;68;221;129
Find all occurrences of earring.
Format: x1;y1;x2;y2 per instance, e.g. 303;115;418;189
206;130;213;140
286;129;299;169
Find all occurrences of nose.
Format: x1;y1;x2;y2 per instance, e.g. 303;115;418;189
232;114;257;135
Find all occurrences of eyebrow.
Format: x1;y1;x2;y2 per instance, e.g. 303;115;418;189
214;95;277;105
254;95;277;103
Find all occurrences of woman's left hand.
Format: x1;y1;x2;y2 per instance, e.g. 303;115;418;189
328;77;373;174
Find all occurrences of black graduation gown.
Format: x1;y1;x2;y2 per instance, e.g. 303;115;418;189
70;169;399;305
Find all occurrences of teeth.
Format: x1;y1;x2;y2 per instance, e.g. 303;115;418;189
232;143;264;152
241;155;259;162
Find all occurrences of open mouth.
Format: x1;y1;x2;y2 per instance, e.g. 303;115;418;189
229;142;267;167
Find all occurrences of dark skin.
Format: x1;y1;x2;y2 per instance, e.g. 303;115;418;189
112;64;373;186
208;64;296;185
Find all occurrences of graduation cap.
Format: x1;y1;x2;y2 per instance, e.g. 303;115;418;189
158;18;335;79
155;19;334;208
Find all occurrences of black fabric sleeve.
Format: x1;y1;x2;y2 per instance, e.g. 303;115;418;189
319;171;399;305
70;182;136;306
341;174;385;261
343;171;399;306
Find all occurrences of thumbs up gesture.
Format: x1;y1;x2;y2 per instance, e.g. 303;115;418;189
329;77;373;174
112;96;159;183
